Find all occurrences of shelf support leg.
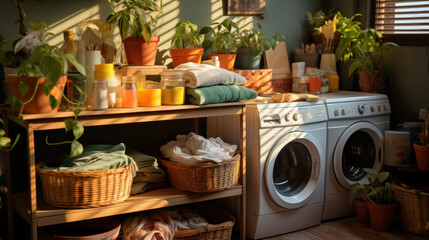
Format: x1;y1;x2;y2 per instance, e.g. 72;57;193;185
3;111;14;240
27;124;37;240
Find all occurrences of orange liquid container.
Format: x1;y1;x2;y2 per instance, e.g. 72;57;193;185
139;88;161;107
122;76;137;108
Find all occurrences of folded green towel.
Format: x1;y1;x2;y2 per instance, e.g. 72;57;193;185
186;85;257;105
43;143;137;172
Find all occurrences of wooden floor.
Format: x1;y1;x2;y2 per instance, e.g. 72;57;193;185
261;217;428;240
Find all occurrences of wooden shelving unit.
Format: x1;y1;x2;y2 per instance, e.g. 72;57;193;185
3;103;246;240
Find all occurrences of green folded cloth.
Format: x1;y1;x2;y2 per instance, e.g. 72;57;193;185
186;85;257;105
43;143;137;172
126;148;159;170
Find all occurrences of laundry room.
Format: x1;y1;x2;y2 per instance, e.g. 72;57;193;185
0;0;428;239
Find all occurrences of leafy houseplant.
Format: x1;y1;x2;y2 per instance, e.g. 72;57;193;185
335;12;397;93
107;0;163;66
413;109;429;171
352;168;396;231
6;44;85;116
199;19;240;71
236;22;285;69
170;20;205;67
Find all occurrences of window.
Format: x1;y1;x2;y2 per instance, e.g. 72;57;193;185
374;0;429;45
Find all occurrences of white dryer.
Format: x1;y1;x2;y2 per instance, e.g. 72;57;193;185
246;101;327;239
320;91;390;220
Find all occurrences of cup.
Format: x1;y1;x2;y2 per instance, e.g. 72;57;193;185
385;131;410;167
292;62;306;77
308;78;322;93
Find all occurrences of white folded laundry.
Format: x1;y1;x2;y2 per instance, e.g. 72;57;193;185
174;62;247;88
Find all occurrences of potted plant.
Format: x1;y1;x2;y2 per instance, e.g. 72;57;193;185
351;181;370;224
199;19;240;71
235;22;284;70
336;12;398;93
307;9;340;51
356;168;396;232
170;20;205;67
106;0;163;66
5;43;85;116
414;108;429;171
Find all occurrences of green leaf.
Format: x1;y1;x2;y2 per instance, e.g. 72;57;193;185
73;108;82;118
364;168;377;177
41;85;51;96
0;137;11;148
65;54;85;76
0;129;5;137
377;172;389;183
18;81;29;96
49;95;59;110
40;56;63;84
64;119;74;132
70;141;83;158
72;121;84;140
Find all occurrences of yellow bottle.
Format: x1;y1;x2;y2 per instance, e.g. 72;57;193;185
328;72;339;92
60;30;78;72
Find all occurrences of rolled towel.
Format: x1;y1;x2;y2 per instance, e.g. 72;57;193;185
186;85;257;105
175;62;247;88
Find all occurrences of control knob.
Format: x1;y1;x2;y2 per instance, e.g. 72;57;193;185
370;105;375;112
358;104;365;114
293;113;301;121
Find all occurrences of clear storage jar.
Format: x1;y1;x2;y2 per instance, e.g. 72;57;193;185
92;79;108;110
122;76;137;108
160;70;185;105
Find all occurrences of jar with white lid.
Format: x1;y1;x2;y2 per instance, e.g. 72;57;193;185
94;64;117;108
160;70;185;105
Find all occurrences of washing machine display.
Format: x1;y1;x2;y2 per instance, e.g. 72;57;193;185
333;122;383;189
265;132;322;209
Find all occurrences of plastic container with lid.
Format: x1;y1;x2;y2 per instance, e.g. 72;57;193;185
328;72;339;92
160;70;185;105
122;76;137;108
94;64;117;108
92;79;108;110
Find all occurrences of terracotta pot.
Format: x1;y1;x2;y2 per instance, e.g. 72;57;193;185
6;74;67;114
123;36;160;66
235;48;262;70
358;70;383;93
170;48;204;67
354;199;369;224
413;142;429;171
208;53;236;71
366;201;396;232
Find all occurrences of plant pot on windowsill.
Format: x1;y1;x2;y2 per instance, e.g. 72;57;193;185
235;48;262;70
6;74;67;114
170;48;204;67
413;142;429;171
208;53;236;71
123;36;160;66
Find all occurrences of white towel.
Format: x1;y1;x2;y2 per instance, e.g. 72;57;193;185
160;132;237;165
174;62;247;88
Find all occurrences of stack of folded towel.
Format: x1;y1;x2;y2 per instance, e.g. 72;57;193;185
126;149;168;195
174;62;257;105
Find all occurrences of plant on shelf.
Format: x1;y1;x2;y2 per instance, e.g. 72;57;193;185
413;108;429;171
199;19;240;70
46;108;84;157
236;22;285;69
5;43;85;117
170;20;205;67
306;9;339;48
106;0;163;66
335;12;397;93
352;168;396;231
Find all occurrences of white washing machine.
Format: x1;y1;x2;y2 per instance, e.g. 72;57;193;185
246;101;327;239
320;91;390;220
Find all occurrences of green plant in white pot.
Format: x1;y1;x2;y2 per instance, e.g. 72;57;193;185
107;0;163;65
199;19;240;71
170;20;205;67
236;22;284;69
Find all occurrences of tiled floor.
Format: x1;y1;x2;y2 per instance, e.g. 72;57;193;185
259;217;427;240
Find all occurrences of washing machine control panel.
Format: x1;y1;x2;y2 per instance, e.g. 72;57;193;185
326;99;390;119
258;104;327;127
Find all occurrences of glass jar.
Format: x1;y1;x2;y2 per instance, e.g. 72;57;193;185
94;64;117;108
328;72;339;92
160;70;185;105
122;76;137;108
92;79;108;110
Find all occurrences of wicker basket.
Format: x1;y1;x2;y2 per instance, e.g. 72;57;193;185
393;184;429;235
156;149;240;193
36;160;134;208
174;203;235;240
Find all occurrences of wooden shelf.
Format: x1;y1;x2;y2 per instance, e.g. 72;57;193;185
14;185;243;227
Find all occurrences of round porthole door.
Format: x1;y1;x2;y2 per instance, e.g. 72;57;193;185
265;131;322;209
333;122;383;190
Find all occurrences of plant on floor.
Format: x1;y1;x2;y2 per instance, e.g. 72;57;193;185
363;168;394;205
46;108;84;157
199;19;240;54
106;0;163;43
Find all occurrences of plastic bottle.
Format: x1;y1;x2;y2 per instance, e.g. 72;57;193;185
212;56;220;68
160;70;185;105
92;79;108;110
60;30;78;72
122;76;137;108
328;71;339;92
94;64;117;108
84;50;101;110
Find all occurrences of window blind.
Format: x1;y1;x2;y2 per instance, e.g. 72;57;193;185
375;0;429;34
